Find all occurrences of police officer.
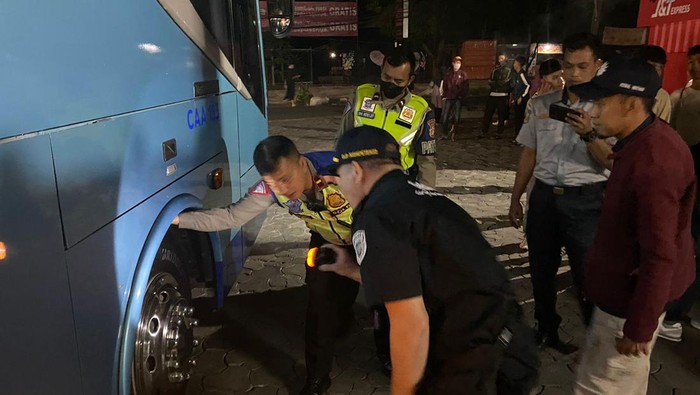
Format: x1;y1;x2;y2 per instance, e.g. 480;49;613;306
321;126;540;394
173;136;355;395
338;48;437;187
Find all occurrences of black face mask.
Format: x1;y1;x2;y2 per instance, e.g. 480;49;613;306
380;80;406;99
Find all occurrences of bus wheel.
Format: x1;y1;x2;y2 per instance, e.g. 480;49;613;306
132;241;197;394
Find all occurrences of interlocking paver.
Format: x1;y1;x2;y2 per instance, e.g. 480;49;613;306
187;108;700;395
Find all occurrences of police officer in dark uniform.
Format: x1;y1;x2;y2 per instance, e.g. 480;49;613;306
320;126;540;394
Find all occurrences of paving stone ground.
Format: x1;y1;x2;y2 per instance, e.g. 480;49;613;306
187;106;700;395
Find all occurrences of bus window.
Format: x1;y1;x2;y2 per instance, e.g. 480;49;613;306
233;0;265;114
190;0;235;74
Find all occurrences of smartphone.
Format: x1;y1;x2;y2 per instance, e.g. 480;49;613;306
549;103;581;123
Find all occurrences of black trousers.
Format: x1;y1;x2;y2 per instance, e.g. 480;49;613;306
482;96;509;135
441;99;462;136
304;232;359;378
525;180;605;330
513;97;529;138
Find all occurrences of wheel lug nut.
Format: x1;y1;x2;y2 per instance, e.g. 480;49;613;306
166;360;180;368
168;372;185;383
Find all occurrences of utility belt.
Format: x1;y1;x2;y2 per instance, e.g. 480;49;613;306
534;179;607;197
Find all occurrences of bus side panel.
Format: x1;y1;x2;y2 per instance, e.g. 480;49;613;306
52;96;237;248
0;0;232;140
237;95;269;177
0;137;81;394
64;154;233;395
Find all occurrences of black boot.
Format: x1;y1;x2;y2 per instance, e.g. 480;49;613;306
300;375;331;395
534;324;578;355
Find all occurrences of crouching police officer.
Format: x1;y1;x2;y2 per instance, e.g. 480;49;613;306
173;136;356;395
338;49;437;187
321;126;540;394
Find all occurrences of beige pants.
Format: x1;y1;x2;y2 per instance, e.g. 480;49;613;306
574;307;663;395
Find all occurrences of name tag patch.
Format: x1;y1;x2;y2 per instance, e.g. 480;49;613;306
358;110;375;119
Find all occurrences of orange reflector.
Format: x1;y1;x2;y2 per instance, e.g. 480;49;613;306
306;247;319;267
208;168;224;190
0;242;6;261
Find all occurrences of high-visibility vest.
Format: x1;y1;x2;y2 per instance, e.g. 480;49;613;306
352;84;429;170
275;178;353;245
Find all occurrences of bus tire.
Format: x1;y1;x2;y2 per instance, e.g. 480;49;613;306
132;237;197;395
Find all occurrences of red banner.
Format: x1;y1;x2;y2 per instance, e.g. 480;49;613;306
638;0;700;27
260;1;358;37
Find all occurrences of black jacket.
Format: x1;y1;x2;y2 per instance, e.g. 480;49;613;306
489;64;514;94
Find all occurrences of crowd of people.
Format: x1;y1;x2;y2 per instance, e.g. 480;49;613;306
171;33;700;395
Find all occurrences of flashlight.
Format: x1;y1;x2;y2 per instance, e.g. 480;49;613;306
306;247;337;268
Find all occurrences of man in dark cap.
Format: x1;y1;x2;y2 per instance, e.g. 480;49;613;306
570;57;696;394
635;45;672;121
320;125;540;394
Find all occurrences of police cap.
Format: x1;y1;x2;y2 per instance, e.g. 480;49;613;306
333;125;401;168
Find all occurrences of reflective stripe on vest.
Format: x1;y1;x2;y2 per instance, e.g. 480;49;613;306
275;183;353;245
352;84;429;170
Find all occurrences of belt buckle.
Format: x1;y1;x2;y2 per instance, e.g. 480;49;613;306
553;186;565;195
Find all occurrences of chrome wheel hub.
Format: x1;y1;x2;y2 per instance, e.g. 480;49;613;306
133;272;198;394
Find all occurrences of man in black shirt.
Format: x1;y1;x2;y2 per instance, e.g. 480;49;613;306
320;126;539;394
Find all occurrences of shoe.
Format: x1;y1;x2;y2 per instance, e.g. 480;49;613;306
299;376;331;395
535;325;578;355
658;321;683;342
691;319;700;330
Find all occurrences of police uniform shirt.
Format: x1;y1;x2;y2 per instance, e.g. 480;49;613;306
351;170;516;362
178;152;353;245
516;89;611;186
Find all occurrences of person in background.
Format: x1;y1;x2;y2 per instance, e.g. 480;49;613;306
533;59;564;98
512;55;531;139
284;63;300;103
440;55;470;141
635;45;672;122
570;56;695;395
660;44;700;342
481;54;513;138
430;77;443;124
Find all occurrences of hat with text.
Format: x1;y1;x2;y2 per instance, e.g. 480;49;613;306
569;56;661;101
333;126;401;168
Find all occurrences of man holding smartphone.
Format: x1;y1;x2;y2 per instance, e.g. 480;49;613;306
508;33;614;353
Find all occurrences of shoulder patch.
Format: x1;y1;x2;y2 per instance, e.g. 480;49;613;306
249;181;271;196
353;230;367;265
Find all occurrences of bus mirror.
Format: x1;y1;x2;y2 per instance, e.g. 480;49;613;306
267;0;293;38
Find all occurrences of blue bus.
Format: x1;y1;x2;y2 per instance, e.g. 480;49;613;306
0;1;292;394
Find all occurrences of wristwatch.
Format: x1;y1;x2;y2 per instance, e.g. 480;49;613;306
580;129;598;143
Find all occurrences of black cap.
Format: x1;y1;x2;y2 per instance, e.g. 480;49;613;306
570;56;661;101
333;126;401;168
